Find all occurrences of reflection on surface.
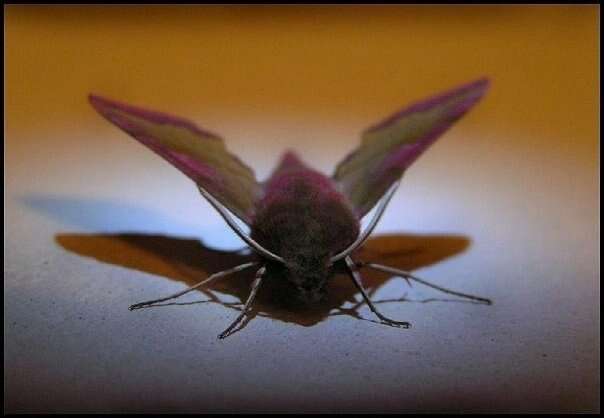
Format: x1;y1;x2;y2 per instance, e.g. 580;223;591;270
55;232;471;328
25;192;474;330
21;195;197;233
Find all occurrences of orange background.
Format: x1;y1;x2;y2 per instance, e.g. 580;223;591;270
6;5;598;160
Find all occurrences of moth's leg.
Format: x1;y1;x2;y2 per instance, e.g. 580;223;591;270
344;256;411;328
218;265;266;339
129;261;258;311
358;262;492;305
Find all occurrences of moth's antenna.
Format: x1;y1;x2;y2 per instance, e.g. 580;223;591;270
359;262;492;305
344;256;410;328
197;185;285;264
218;265;266;339
330;180;400;264
129;261;258;310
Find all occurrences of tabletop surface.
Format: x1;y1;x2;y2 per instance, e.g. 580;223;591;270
5;5;599;413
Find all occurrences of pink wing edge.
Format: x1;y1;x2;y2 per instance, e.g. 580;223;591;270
336;77;491;173
88;94;257;222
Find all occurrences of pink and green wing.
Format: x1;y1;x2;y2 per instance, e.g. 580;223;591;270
89;95;259;224
333;78;490;218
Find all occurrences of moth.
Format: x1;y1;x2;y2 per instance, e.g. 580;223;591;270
89;78;491;339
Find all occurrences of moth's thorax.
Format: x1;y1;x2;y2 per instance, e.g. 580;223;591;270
250;152;360;301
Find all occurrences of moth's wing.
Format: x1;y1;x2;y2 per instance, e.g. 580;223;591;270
333;78;490;218
89;95;260;224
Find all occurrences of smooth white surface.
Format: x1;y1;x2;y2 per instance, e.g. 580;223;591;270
6;128;599;413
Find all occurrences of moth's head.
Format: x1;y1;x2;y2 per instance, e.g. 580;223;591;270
282;254;332;304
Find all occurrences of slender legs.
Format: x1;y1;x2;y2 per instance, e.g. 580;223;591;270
128;256;490;337
358;261;492;305
344;256;411;328
128;261;266;339
128;261;258;310
218;265;267;339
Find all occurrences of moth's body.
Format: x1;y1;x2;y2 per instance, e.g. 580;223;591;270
251;152;360;303
89;78;492;337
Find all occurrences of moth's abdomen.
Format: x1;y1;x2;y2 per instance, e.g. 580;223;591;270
250;152;360;263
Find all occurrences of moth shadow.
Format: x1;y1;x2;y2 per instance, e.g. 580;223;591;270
54;231;471;327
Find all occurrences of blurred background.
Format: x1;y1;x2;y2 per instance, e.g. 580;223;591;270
5;5;599;413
